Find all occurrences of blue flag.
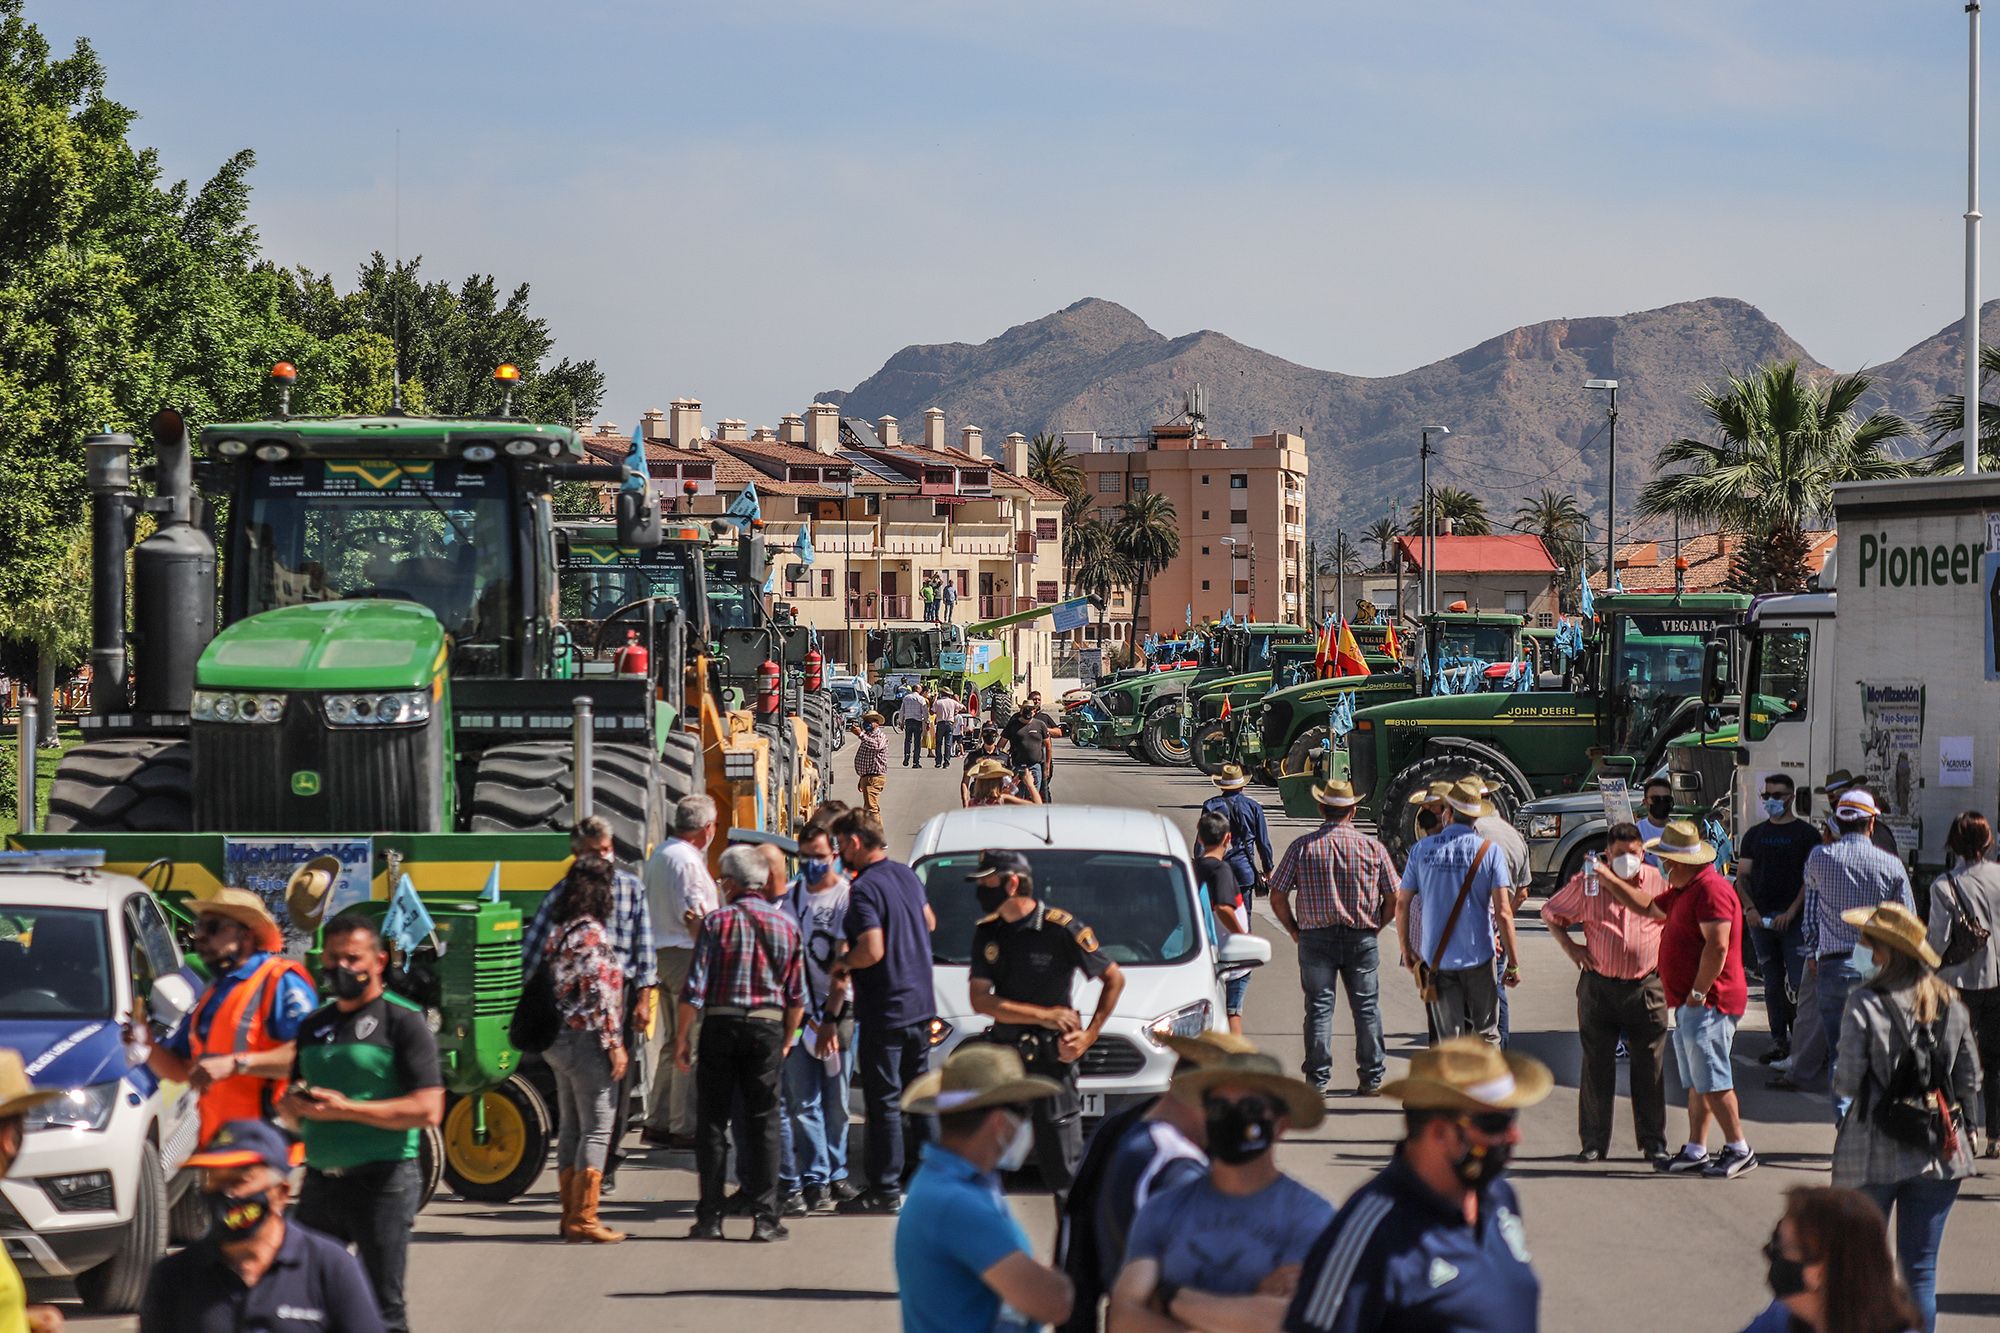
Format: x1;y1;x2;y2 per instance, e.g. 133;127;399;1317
1185;603;1193;628
619;424;648;493
794;524;815;567
480;862;502;903
763;566;777;595
725;482;762;529
1579;570;1595;621
381;873;436;956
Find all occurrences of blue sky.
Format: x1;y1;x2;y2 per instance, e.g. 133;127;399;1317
35;1;1985;430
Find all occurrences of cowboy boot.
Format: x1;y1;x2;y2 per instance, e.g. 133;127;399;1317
557;1168;579;1240
574;1168;627;1243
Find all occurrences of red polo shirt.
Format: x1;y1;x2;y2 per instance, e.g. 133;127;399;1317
1655;863;1747;1015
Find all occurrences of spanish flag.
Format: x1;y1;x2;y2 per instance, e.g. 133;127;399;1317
1312;614;1334;679
1332;618;1371;677
1380;620;1401;663
1219;695;1232;720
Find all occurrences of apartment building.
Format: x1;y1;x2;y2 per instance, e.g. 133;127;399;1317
1066;423;1309;639
583;399;1069;688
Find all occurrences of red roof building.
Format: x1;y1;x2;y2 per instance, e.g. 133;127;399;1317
1381;534;1562;624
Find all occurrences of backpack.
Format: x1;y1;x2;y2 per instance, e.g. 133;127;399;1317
1865;997;1961;1158
509;920;586;1055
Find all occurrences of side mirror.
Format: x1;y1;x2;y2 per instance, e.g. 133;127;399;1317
1216;933;1271;969
148;972;198;1030
615;487;663;550
1700;639;1727;707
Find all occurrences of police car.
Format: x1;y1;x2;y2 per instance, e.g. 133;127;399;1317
0;850;201;1313
909;805;1271;1121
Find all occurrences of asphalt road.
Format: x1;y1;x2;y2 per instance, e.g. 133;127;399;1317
57;744;2000;1330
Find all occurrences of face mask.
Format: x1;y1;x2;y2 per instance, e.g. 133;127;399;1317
975;881;1011;916
322;966;369;1002
1450;1123;1513;1189
1204;1097;1277;1165
1416;809;1441;834
1648;797;1673;819
864;721;877;733
1854;950;1882;982
801;857;837;885
1610;852;1643;879
996;1114;1035;1172
1762;797;1790;819
205;1187;274;1239
1765;1235;1808;1299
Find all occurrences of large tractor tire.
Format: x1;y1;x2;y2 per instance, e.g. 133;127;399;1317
44;738;192;833
74;1142;165;1313
442;1075;553;1203
1378;752;1523;861
417;1123;445;1209
984;685;1013;725
469;740;663;862
660;729;705;806
1282;725;1330;784
1191;720;1234;777
1140;702;1191;767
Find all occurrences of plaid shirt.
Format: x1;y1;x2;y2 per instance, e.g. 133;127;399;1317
1269;818;1399;931
521;866;659;989
682;894;807;1012
853;727;889;776
1802;834;1914;958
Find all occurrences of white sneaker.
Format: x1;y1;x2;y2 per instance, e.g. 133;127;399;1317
1770;1057;1792;1074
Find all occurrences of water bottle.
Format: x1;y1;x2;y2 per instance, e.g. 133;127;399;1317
1584;851;1600;897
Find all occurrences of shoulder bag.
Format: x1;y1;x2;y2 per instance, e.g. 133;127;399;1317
509;920;587;1055
1935;870;1992;970
1414;840;1492;1005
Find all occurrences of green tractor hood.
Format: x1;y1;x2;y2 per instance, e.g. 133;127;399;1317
198;601;448;691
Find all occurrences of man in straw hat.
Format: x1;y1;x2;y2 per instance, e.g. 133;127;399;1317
1268;776;1399;1096
1282;1037;1549;1332
136;887;317;1148
1394;778;1518;1046
1597;819;1759;1178
895;1044;1074;1333
1108;1048;1333;1331
1202;764;1275;910
1799;786;1915;1121
849;709;890;816
0;1049;64;1333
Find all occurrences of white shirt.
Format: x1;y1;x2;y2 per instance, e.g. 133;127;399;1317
643;836;718;950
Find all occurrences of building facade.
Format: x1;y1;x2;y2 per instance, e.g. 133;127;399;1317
1389;534;1560;625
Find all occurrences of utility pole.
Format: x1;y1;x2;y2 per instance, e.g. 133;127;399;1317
1585;381;1619;586
1969;0;1985;475
1335;527;1347;622
1419;428;1448;619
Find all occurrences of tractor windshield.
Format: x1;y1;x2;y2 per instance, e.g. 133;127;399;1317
558;542;699;664
1436;622;1517;666
1607;610;1735;750
235;460;519;674
883;629;941;671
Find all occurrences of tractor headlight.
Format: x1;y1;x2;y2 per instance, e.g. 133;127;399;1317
321;690;431;726
461;443;497;463
191;690;287;724
25;1081;121;1134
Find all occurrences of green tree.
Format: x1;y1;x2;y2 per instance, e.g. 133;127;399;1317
1066;518;1125;642
1515;488;1589;582
1639;361;1915;592
1403;488;1491;536
1027;433;1085;501
1111;493;1181;644
1920;342;2000;473
1363;516;1399;570
1318;533;1361;620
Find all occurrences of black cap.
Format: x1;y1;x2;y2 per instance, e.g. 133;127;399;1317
964;849;1033;881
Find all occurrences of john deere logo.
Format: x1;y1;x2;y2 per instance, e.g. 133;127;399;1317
290;770;322;797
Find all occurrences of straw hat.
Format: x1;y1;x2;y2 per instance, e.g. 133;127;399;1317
284;855;342;933
902;1042;1062;1116
1380;1036;1554;1113
1643;819;1717;866
0;1048;59;1120
966;757;1013;783
1443;778;1495;819
1405;779;1456;807
862;710;884;724
1815;768;1865;795
1169;1051;1325;1129
1211;763;1251;791
195;888;285;954
1842;901;1941;969
1158;1029;1259;1068
1310;777;1362;808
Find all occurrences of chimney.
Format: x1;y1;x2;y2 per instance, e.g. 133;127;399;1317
601;422;620;438
717;418;749;442
961;426;983;459
1004;431;1028;475
751;425;776;442
923;407;945;451
641;408;669;441
806;402;841;454
877;415;899;448
779;413;806;445
669;398;702;449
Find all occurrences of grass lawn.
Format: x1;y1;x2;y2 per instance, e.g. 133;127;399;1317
0;721;84;833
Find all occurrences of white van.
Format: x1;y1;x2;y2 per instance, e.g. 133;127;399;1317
907;805;1270;1120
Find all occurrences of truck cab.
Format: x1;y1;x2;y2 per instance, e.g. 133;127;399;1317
1707;591;1833;837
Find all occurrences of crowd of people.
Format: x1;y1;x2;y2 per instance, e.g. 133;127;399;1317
850;683;1069;807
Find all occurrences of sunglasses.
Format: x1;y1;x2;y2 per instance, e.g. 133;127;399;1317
1458;1110;1518;1136
192;917;239;937
1203;1094;1277;1118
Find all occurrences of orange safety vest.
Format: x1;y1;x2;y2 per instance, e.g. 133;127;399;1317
187;955;312;1143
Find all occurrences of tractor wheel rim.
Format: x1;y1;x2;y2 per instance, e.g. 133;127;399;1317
445;1091;527;1185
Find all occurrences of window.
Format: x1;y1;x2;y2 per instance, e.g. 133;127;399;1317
1036;581;1058;603
1201;475;1211;485
795;498;816;515
1131;475;1150;494
1200;546;1209;556
1201;511;1210;521
1235;580;1250;595
1230;509;1248;525
1443;590;1469;606
865;494;881;515
916;850;1199;966
819;570;834;597
1035;518;1058;540
1098;474;1123;493
1201;580;1211;591
1503;590;1528;614
933;501;955;518
789;466;820;483
1744;626;1812;741
1229;474;1248;489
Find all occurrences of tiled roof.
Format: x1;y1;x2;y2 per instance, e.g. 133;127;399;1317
708;452;838;497
1588;530;1837;593
582;433;706;466
718;439;847;469
1395;534;1558;574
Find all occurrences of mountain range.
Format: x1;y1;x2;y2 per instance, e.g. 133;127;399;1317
818;295;2000;543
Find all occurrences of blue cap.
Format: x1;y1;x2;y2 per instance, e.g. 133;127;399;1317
186;1119;302;1172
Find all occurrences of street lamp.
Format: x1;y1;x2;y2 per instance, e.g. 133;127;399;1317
1418;427;1449;619
1584;381;1618;592
1966;0;1984;475
1220;536;1242;622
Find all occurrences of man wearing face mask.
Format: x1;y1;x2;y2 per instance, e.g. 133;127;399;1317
896;1044;1074;1333
1735;774;1820;1066
1637;777;1675;865
277;915;443;1333
0;1049;64;1333
139;889;318;1149
1540;823;1670;1164
1107;1049;1333;1332
140;1118;384;1332
1280;1038;1548;1333
968;850;1126;1204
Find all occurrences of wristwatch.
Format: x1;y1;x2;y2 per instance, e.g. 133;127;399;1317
1688;989;1708;1007
232;1056;250;1077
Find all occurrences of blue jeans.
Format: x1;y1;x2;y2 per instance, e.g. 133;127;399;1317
858;1021;933;1197
1496;949;1511;1048
780;1029;854;1191
1014;762;1045;800
1862;1175;1961;1333
1749;921;1806;1049
1816;955;1863;1120
903;719;925;764
1297;926;1384;1088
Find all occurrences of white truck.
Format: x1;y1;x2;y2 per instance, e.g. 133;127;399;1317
1721;473;2000;873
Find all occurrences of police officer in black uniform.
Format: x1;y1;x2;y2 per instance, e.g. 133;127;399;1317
965;850;1125;1203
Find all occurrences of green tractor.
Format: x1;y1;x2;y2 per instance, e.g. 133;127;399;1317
1094;623;1316;765
1185;625;1395;778
1344;593;1748;857
874;598;1093;720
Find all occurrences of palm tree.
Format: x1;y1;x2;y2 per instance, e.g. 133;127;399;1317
1112;493;1181;643
1921;343;2000;473
1069;519;1130;645
1639;361;1916;592
1362;516;1399;571
1515;488;1589;579
1318;533;1362;621
1027;433;1085;500
1403;488;1491;537
1058;489;1094;596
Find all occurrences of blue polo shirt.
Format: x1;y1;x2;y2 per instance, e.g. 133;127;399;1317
896;1142;1033;1333
165;953;318;1059
1400;824;1510;971
1285;1151;1539;1333
138;1217;385;1332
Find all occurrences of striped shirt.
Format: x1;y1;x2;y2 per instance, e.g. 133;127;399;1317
852;726;889;776
521;865;659;989
682;893;807;1013
1269;819;1399;931
1539;862;1665;980
1801;834;1914;958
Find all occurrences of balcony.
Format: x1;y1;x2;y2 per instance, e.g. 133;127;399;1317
849;593;913;620
1014;530;1038;561
881;523;944;556
978;594;1038;618
950;522;1014;557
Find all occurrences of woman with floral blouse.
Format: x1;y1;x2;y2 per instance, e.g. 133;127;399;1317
543;855;629;1243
